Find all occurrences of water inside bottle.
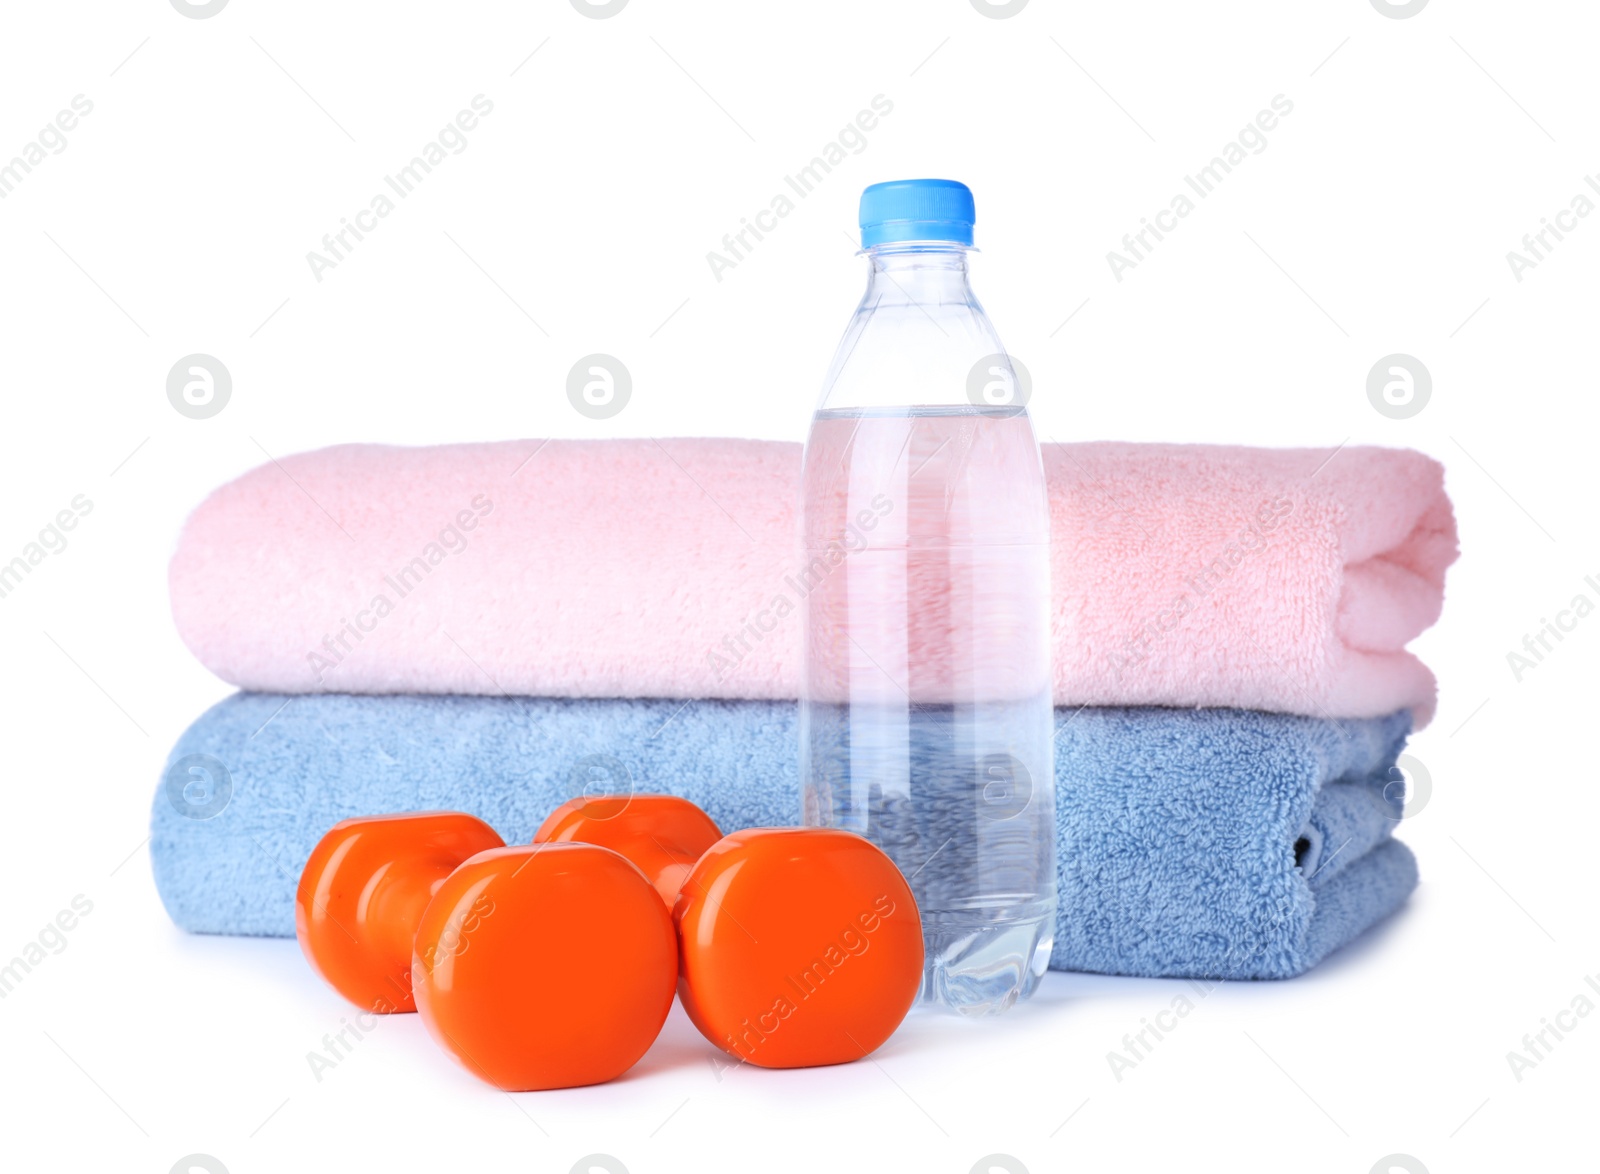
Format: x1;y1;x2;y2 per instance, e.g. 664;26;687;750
800;403;1056;1015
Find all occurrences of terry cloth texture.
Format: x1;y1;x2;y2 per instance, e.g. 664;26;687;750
168;439;1456;724
151;694;1417;979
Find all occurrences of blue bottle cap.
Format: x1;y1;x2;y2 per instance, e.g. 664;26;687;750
859;178;975;248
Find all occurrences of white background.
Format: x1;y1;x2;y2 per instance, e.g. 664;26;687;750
0;1;1595;1171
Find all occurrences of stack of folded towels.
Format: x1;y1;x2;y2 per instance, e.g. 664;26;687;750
152;438;1456;980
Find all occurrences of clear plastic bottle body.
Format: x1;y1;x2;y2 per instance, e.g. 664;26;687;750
799;242;1055;1015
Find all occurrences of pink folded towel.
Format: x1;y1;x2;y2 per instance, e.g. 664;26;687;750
169;439;1456;724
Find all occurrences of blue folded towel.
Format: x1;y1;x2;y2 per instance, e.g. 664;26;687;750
150;694;1417;979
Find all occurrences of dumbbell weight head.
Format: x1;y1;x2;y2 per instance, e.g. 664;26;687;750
673;828;923;1069
534;794;722;905
412;841;679;1091
295;812;504;1014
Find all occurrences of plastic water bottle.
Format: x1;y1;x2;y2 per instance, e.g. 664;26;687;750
799;179;1055;1015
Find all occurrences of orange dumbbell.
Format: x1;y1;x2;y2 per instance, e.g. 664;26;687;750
412;842;678;1091
298;806;914;1089
673;828;923;1069
533;794;722;905
295;811;504;1014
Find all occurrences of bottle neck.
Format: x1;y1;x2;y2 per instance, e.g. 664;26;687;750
815;240;1002;414
863;243;974;305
